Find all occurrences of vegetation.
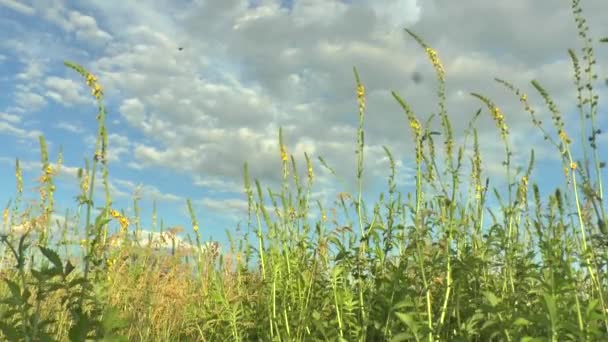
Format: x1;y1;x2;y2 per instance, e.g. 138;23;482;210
0;1;607;341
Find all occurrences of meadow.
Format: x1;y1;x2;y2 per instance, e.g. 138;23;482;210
0;2;607;341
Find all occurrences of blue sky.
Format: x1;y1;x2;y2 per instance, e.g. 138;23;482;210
0;0;607;252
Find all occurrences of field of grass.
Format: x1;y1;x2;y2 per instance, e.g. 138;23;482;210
1;2;607;341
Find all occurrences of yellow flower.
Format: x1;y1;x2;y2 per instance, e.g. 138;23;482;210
425;47;445;81
489;106;508;139
356;84;366;111
92;83;103;99
44;165;53;175
559;129;571;145
409;118;421;137
193;224;199;233
357;84;365;98
280;146;288;162
110;209;121;218
86;74;97;86
570;162;577;170
475;184;484;199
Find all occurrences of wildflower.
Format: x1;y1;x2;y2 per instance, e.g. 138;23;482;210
193;224;199;233
119;216;129;231
559;129;571;145
16;163;23;194
356;84;366;112
92;83;103;99
475;183;484;199
110;209;121;219
425;47;445;81
80;172;90;193
307;164;314;182
86;74;97;87
409;118;421;137
490;106;509;139
570;162;577;170
280;145;288;162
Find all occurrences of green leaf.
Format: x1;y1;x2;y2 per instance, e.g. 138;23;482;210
543;293;557;324
394;312;420;341
102;307;127;332
40;266;63;279
64;260;76;277
39;246;63;271
585;299;599;318
3;279;22;303
0;321;21;341
521;337;545;342
69;312;94;341
513;317;532;326
483;291;501;307
391;332;414;342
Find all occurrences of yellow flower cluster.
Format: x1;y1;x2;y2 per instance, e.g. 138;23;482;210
110;209;129;232
16;164;23;194
475;183;484;200
86;73;103;99
558;129;571;145
80;171;90;194
106;257;117;282
356;84;366;112
409;117;421;137
425;47;445;81
491;106;509;139
40;165;54;183
2;208;8;225
307;164;313;182
518;175;529;204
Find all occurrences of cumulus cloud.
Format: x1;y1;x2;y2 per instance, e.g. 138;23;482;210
1;0;606;230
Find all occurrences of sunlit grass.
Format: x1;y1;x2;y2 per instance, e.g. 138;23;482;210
0;1;607;341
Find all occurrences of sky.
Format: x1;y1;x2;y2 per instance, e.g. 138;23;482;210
0;0;607;251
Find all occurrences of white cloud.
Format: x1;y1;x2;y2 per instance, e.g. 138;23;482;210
197;197;249;218
0;121;42;140
0;112;21;124
54;122;84;134
112;179;183;203
68;10;112;44
36;0;112;46
1;0;606;230
0;0;35;15
44;76;91;106
14;90;46;112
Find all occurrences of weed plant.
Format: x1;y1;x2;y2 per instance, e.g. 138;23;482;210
0;1;607;341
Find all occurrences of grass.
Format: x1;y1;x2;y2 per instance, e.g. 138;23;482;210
0;1;607;341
